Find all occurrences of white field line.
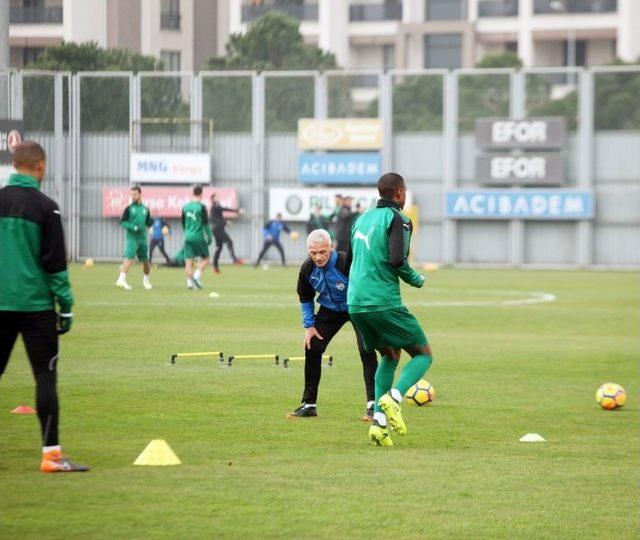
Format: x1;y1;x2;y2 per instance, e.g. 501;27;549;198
81;289;557;309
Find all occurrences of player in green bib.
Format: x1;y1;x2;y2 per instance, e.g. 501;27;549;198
181;186;212;289
116;186;154;291
348;172;433;447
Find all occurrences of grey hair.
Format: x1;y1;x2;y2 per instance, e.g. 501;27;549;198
307;229;331;248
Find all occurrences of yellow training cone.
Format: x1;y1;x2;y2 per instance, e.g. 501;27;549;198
133;439;181;466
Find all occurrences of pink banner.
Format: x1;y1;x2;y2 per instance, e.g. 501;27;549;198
102;187;239;218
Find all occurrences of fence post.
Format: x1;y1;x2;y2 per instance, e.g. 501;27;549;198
251;73;266;261
314;71;327;119
70;74;81;261
442;71;458;266
379;71;393;173
54;73;64;206
509;70;526;268
577;69;594;267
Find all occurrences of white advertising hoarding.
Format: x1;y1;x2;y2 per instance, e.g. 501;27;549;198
130;153;211;183
269;187;413;222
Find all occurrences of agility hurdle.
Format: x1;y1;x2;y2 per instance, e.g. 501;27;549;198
170;351;224;364
226;354;279;367
283;355;333;368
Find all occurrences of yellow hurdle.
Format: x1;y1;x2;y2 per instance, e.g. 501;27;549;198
283;355;333;368
226;354;279;367
170;351;224;364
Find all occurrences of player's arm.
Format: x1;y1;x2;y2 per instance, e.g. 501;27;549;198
389;212;425;288
282;222;291;234
145;209;153;228
181;208;186;229
41;203;74;333
120;206;137;232
201;204;213;244
297;262;322;348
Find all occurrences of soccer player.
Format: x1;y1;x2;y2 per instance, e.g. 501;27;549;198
0;141;89;472
148;216;172;265
334;195;354;252
254;212;290;267
116;186;153;290
182;186;212;289
348;172;433;447
209;192;244;274
287;229;378;420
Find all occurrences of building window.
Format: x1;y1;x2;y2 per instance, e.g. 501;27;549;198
161;50;181;71
161;0;181;30
424;34;462;69
383;45;395;71
425;0;466;20
505;41;518;54
563;40;587;67
23;47;45;66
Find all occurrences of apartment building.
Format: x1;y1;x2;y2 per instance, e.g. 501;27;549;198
8;0;222;71
231;0;640;70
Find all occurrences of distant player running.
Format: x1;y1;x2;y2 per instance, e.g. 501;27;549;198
182;186;212;289
347;172;433;447
0;141;88;472
209;192;244;274
116;186;153;290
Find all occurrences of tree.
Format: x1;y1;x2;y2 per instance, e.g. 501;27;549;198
201;11;345;132
24;42;186;132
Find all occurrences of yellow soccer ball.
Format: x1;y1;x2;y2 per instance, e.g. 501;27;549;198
405;379;435;406
162;225;170;235
596;382;626;410
290;231;299;241
84;258;94;268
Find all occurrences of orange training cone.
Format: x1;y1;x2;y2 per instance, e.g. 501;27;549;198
12;405;36;414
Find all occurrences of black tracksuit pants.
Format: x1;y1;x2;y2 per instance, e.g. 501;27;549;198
302;306;377;405
149;238;171;264
256;239;286;266
0;310;60;446
212;227;238;269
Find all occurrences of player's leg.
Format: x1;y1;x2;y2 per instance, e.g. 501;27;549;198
158;239;172;265
354;327;378;422
0;311;20;377
212;231;224;273
148;239;157;263
193;242;209;287
139;242;152;290
185;257;195;289
288;309;346;418
395;343;433;395
117;255;134;290
273;240;286;266
223;231;242;264
20;311;88;472
254;240;272;266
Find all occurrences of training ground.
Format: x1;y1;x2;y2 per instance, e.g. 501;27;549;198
1;264;638;538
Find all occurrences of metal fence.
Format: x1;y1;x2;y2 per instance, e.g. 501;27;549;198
2;66;639;268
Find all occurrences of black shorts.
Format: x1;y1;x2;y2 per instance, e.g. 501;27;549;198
0;310;59;376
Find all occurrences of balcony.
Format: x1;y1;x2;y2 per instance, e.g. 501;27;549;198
350;2;402;22
478;0;519;17
241;3;319;22
10;6;63;24
161;12;181;30
533;0;617;14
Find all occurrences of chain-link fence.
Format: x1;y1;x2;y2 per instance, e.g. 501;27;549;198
2;66;639;268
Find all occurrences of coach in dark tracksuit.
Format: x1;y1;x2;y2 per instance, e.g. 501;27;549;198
209;193;243;273
0;141;88;473
287;229;378;421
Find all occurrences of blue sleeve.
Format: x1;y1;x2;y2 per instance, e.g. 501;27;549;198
301;301;315;328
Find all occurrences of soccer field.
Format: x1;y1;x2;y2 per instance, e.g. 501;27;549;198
1;264;638;539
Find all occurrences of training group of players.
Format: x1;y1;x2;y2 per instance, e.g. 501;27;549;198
0;140;434;472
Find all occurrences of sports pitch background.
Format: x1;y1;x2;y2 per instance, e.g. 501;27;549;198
1;265;638;538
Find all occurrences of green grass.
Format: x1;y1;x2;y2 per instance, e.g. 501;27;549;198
1;264;638;539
